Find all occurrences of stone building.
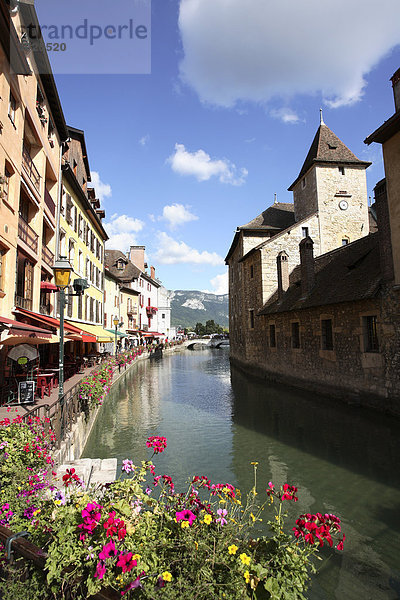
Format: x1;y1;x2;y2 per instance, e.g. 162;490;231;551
226;116;371;367
226;72;400;414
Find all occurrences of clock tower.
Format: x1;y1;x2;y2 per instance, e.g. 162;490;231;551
288;114;371;254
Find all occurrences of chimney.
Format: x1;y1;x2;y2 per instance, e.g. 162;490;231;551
391;68;400;112
129;245;145;271
150;265;156;280
299;237;315;297
374;179;394;281
277;251;289;301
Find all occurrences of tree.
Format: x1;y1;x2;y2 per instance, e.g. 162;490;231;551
195;322;205;336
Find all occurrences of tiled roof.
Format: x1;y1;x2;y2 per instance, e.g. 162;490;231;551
240;203;295;230
289;123;371;190
105;250;141;282
259;233;381;315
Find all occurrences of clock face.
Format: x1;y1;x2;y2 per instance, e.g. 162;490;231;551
339;200;348;211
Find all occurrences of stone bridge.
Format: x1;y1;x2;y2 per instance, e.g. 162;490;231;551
182;337;230;349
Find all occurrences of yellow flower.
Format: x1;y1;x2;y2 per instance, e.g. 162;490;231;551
250;513;256;522
239;553;251;566
162;571;172;582
32;509;41;517
228;544;238;555
244;570;251;584
181;520;189;529
250;462;258;466
132;554;141;561
194;541;198;550
54;500;61;506
203;514;212;525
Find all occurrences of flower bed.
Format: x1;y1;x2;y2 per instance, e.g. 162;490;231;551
0;421;345;600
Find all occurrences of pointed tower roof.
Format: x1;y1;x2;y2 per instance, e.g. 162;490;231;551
288;122;371;191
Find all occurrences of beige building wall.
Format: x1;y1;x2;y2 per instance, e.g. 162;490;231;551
0;6;64;321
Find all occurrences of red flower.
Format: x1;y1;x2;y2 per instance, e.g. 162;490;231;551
146;435;167;454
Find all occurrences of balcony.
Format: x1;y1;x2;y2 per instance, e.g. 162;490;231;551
44;188;55;217
22;146;40;192
15;294;32;311
146;306;158;316
42;244;54;267
127;307;138;316
18;218;38;254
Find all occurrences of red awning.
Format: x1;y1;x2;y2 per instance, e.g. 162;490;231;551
0;316;52;339
141;331;165;337
14;308;95;340
40;281;58;292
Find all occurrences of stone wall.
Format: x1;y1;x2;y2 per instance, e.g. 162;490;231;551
383;130;400;284
293;168;318;221
231;288;400;415
315;165;369;253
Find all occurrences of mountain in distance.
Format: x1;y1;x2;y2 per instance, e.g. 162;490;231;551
170;290;229;329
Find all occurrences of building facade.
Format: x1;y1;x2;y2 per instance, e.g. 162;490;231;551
226;74;400;414
0;0;68;323
59;127;108;335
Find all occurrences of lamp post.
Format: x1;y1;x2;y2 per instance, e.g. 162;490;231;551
53;257;73;409
113;316;119;357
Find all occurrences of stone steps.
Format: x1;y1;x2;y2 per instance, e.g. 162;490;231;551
55;458;118;490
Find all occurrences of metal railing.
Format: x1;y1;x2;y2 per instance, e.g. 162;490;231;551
18;217;38;253
44;187;56;216
14;294;32;310
41;244;54;267
22;145;40;192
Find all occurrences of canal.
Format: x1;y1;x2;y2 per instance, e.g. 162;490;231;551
82;348;400;600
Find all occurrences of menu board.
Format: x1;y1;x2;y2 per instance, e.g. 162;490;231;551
19;381;35;404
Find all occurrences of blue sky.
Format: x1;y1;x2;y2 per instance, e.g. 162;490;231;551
37;0;400;294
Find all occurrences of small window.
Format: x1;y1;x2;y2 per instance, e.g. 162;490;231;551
321;319;333;350
250;265;254;279
117;259;124;270
338;166;345;176
342;238;349;246
302;227;309;238
8;91;17;126
48;116;55;138
3;166;11;201
363;316;379;353
73;160;77;176
162;313;165;319
249;309;255;329
269;324;276;348
291;322;300;349
301;177;306;189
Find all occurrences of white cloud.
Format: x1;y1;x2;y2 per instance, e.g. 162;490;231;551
154;232;224;266
178;0;400;108
161;203;198;229
104;213;145;251
139;134;150;146
209;272;228;295
167;143;248;185
90;171;112;203
270;107;301;124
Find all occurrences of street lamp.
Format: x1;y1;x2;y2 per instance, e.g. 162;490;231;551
113;316;119;356
53;257;73;405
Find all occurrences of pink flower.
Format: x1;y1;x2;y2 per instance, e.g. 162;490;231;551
99;540;117;560
94;561;106;579
117;552;137;573
216;508;228;526
146;435;167;454
175;509;196;526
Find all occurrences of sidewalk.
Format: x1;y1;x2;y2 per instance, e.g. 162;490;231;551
0;363;101;422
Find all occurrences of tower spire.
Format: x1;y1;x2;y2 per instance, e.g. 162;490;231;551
320;108;324;125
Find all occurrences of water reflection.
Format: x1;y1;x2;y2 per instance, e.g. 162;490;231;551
83;349;400;600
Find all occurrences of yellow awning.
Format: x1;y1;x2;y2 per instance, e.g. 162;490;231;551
66;321;114;343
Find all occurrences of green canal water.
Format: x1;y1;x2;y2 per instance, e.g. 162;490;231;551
82;348;400;600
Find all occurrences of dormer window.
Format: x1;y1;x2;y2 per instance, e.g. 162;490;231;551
116;259;124;270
